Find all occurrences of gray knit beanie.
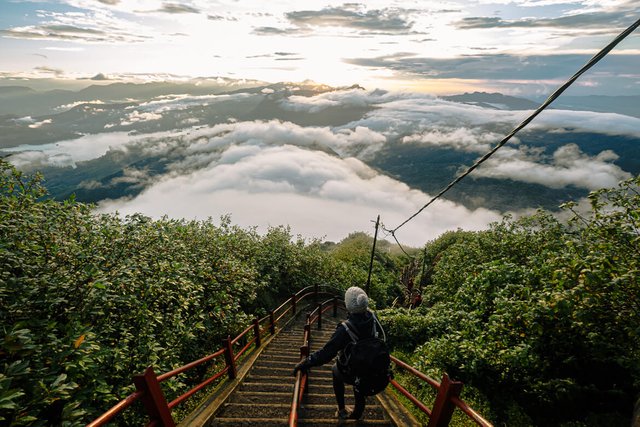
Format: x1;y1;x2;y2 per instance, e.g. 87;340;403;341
344;286;368;314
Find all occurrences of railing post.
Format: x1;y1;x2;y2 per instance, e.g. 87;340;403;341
304;322;311;345
269;310;276;335
333;297;338;317
427;373;463;427
222;336;237;380
132;367;175;427
314;283;318;301
253;318;261;348
317;303;322;330
292;293;297;315
300;344;310;393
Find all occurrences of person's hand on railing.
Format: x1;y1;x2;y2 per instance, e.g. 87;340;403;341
293;357;312;376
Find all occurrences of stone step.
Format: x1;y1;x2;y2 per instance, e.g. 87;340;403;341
260;349;303;358
298;419;392;426
258;354;301;362
241;381;293;393
250;366;297;376
206;311;400;427
219;403;289;418
298;417;393;427
304;393;355;405
251;359;300;371
246;374;297;382
231;391;292;404
210;417;288;426
299;404;385;421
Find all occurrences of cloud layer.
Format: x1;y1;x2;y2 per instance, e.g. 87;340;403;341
98;144;503;245
4;86;638;245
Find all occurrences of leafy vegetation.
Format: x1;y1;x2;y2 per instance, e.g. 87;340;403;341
380;176;640;426
3;158;639;426
0;161;408;425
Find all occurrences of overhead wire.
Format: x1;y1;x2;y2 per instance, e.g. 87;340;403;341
383;17;640;243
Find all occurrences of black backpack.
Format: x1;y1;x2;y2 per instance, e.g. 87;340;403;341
342;314;391;396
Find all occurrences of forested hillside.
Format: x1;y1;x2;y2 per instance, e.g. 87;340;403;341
1;160;639;426
380;176;640;426
0;161;406;425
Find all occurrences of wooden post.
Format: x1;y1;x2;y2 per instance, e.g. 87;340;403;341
317;303;322;330
314;283;319;302
427;373;463;427
222;336;237;380
332;297;338;317
366;215;380;294
292;294;297;315
132;367;175;427
269;310;276;335
253;318;261;348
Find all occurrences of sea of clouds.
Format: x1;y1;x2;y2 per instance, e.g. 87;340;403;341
5;88;638;245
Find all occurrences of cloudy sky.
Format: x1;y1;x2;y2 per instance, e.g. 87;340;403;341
1;0;639;96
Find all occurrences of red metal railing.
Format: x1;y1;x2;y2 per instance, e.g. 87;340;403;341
289;297;343;427
88;284;335;427
288;298;493;427
389;356;493;427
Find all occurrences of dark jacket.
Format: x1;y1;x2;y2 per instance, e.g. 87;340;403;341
308;310;382;369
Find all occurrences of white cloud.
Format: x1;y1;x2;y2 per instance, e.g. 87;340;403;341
11;116;36;125
97;144;503;246
175;119;387;168
134;92;259;113
4;131;158;168
121;110;162;125
476;143;631;189
6;150;75;171
278;88;403;113
402;127;506;153
55;100;105;112
28;119;53;128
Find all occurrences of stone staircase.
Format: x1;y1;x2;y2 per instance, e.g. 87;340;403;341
210;312;395;426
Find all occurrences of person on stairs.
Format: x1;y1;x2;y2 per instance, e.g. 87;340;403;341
293;286;385;421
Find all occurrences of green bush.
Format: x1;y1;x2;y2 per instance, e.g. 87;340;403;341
0;162;409;425
382;177;640;426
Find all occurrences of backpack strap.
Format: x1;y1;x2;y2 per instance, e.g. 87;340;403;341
371;312;386;342
341;320;359;343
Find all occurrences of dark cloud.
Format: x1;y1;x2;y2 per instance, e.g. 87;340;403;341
1;24;149;43
285;7;414;34
159;3;200;14
97;0;120;4
207;14;237;21
91;73;109;80
252;26;309;36
345;53;640;81
33;66;64;76
455;10;636;31
32;53;48;59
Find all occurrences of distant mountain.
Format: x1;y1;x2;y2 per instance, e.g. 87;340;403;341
0;79;356;117
548;95;640;119
442;91;640;119
0;86;35;96
441;92;539;110
0;79;268;116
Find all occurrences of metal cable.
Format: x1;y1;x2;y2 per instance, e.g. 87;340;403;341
386;17;640;237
